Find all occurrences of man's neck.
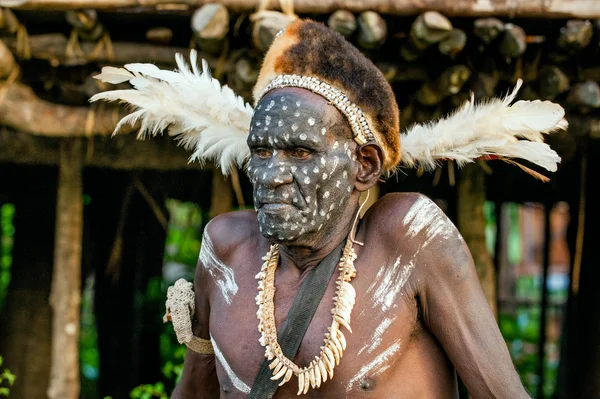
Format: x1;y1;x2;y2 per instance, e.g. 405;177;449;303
278;202;359;272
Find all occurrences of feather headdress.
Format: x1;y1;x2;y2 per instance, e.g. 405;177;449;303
400;79;567;178
91;50;566;180
90;50;253;174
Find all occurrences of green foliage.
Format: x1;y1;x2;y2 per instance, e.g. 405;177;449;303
0;204;15;311
163;199;204;268
0;355;16;397
130;382;168;399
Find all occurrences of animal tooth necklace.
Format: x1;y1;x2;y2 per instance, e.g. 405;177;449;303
254;235;358;395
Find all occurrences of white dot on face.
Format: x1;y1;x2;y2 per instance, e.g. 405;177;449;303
251;134;256;141
302;217;307;223
292;123;299;132
279;166;285;172
263;173;267;179
280;97;285;102
293;197;298;203
322;173;328;180
257;105;262;110
256;121;261;126
323;191;330;198
302;167;308;175
308;117;315;126
284;214;290;221
320;157;325;166
306;196;311;203
264;127;269;131
347;186;352;193
344;143;349;151
327;214;330;220
336;180;341;187
313;167;319;173
319;209;326;217
300;133;307;140
269;100;275;108
283;193;289;199
291;166;297;173
330;203;335;211
282;105;288;110
274;177;283;183
313;209;317;217
294;111;300;117
352;155;357;161
343;171;348;178
321;127;326;135
265;115;271;125
318;224;323;231
304;177;310;184
296;101;301;107
291;225;297;231
278;120;284;127
311;214;316;220
333;141;339;149
273;150;278;156
299;228;305;234
268;162;273;168
268;137;273;145
274;138;278;143
284;134;290;141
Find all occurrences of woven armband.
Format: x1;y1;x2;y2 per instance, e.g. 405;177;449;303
163;278;214;355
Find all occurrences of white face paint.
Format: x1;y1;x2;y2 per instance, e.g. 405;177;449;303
403;197;461;247
199;231;238;304
212;337;251;394
346;340;402;393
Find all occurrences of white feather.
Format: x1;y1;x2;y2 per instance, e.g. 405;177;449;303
89;50;253;174
400;79;567;173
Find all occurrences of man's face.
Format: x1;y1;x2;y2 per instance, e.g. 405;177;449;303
247;88;358;244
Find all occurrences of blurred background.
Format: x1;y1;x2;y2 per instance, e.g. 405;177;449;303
0;1;599;398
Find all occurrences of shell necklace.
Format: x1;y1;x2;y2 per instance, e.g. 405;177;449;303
255;238;358;395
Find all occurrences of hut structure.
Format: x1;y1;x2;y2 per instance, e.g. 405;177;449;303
0;1;599;398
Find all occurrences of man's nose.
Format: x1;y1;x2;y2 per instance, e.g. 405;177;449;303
257;156;293;188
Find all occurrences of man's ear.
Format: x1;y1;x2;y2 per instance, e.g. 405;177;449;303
354;143;384;192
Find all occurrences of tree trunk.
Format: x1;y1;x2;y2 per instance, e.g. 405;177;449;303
0;164;55;399
457;164;497;316
47;139;83;399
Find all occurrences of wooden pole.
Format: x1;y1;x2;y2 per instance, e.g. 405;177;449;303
209;169;232;218
47;138;83;399
457;163;497;316
1;0;600;18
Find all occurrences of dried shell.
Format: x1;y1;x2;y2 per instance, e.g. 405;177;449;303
297;372;304;396
279;367;294;386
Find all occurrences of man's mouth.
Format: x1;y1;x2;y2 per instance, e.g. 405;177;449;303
260;202;294;212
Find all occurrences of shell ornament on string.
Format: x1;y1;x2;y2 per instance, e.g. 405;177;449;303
255;240;357;395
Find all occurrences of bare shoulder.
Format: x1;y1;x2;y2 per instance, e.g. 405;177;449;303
202;210;259;259
366;192;472;280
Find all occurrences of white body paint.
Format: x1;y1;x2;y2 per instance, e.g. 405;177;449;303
403;196;459;247
357;316;397;356
347;340;402;392
199;231;238;304
211;337;251;394
367;256;415;313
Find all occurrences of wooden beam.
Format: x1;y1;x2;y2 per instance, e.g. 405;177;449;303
0;128;210;170
3;34;198;67
1;0;599;18
48;138;83;399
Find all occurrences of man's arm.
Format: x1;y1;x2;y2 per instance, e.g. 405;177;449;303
412;199;530;398
171;240;220;398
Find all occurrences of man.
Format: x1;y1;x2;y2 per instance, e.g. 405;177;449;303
93;19;565;398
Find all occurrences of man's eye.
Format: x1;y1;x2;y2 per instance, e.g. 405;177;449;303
291;148;311;159
255;148;272;159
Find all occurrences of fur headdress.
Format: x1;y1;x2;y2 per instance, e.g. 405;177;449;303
90;19;567;179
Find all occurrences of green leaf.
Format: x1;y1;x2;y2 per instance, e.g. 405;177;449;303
0;387;10;397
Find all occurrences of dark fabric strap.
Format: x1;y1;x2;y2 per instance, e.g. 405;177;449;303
249;241;345;398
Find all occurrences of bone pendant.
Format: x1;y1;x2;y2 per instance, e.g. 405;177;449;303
273;360;284;375
327;341;341;365
297;372;305;396
303;371;310;394
318;359;328;382
271;365;287;380
313;360;322;388
309;367;316;389
337;329;347;350
269;358;280;370
335;315;353;333
279;367;294;386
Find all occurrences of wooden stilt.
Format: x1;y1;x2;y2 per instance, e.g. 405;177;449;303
47;139;83;399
